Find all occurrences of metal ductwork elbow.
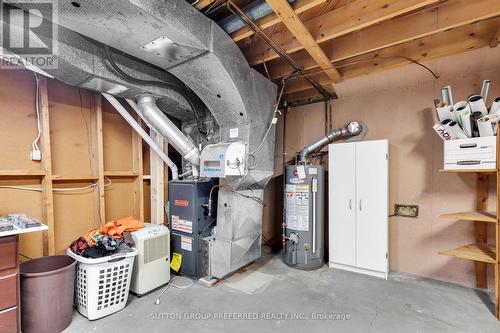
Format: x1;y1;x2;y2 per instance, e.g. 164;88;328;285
136;94;201;167
298;121;362;164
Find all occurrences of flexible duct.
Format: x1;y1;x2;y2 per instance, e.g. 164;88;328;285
104;46;207;136
136;95;201;166
298;121;362;163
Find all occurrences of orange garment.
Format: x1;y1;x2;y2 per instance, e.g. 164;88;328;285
83;216;144;241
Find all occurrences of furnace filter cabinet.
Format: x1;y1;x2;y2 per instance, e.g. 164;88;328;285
284;165;325;269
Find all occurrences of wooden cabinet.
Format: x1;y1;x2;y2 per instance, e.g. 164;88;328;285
0;236;19;333
328;140;389;279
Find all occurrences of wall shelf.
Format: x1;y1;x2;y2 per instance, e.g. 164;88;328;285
439;211;497;223
0;170;45;177
438;125;500;319
104;171;139;177
52;175;99;181
0;75;152;264
439;244;496;264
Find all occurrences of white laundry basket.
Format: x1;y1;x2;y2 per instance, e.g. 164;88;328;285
66;247;138;320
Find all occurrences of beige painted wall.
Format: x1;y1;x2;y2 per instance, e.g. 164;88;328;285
264;46;500;288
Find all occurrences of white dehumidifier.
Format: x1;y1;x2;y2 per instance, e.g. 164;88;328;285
129;223;170;296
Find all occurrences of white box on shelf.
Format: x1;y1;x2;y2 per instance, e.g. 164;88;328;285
444;136;496;170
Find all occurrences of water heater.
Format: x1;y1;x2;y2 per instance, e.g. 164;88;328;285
284;165;325;269
283;122;363;270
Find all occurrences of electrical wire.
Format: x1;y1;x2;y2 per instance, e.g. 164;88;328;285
208;185;264;216
200;218;216;236
204;0;221;15
0;177;112;193
154;276;194;305
78;88;93;175
32;72;42;152
246;79;286;170
287;55;440;81
19;253;33;260
104;46;208;136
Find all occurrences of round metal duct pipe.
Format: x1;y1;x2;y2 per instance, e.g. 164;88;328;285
136;94;200;166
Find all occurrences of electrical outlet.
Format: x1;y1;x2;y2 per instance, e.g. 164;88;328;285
395;204;419;218
30;150;42;161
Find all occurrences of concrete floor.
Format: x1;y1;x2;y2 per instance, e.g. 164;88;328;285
64;248;500;333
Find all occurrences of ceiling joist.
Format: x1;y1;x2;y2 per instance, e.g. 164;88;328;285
266;0;500;81
231;0;327;42
244;0;441;66
195;0;500;102
284;17;500;94
194;0;218;10
265;0;342;83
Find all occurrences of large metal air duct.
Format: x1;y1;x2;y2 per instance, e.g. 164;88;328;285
136;94;201;167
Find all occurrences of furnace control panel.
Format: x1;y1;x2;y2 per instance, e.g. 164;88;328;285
199;141;247;178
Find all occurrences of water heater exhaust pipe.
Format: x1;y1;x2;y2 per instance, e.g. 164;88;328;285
298;121;362;163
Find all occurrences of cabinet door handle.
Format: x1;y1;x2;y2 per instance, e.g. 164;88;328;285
349;199;352;210
359;199;362;211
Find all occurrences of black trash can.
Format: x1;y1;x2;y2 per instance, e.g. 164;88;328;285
20;255;76;333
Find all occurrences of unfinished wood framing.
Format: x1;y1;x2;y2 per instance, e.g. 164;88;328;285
150;130;166;225
39;76;55;256
90;94;106;226
0;69;156;258
243;0;441;66
283;17;500;95
496;130;500;318
475;174;489;289
265;0;342;83
231;0;327;41
266;0;500;81
195;0;500;102
132;114;145;222
194;0;217;10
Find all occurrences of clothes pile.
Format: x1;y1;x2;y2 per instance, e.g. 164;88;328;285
70;216;144;259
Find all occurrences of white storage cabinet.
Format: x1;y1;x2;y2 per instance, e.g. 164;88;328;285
328;140;389;279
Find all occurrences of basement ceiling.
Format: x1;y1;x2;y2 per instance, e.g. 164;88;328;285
189;0;500;103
